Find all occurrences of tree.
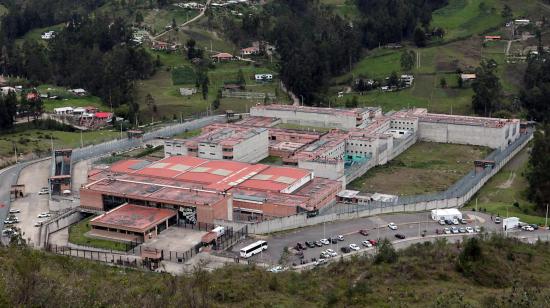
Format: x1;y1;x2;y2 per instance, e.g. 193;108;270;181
471;59;503;116
387;71;399;87
145;93;156;114
526;125;550;211
521;53;550;122
172;18;177;30
135;12;144;24
345;96;358;108
237;69;246;87
501;4;513;20
440;77;447;88
201;76;209;100
413;28;427;47
212;98;220;110
374;239;398;264
457;75;464;88
400;49;415;71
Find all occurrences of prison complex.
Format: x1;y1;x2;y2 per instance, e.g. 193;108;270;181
79;104;523;242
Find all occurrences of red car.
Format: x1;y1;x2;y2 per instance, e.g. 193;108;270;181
359;229;369;236
368;239;378;246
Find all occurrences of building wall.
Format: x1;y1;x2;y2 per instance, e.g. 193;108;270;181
390;118;418;131
231;129;269;162
198;142;223;160
164;140;188;157
79;189;104;211
250;107;359;129
298;160;344;180
233;199;298;218
418;121;519;149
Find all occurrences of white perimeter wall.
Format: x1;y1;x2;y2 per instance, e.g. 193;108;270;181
232;129;269;163
298;160;344;180
250;107;357;129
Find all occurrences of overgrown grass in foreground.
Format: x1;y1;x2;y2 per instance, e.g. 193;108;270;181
2;235;550;306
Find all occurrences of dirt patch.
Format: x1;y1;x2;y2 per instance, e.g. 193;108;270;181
497;172;516;189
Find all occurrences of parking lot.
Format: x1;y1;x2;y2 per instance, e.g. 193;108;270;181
231;211;549;266
4;159;51;246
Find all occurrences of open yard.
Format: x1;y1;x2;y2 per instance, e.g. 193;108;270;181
348;141;491;196
68;217;129;251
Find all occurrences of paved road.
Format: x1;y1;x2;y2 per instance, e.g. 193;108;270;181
230;211;549;266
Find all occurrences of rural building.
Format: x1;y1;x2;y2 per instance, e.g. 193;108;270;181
250;104;383;130
460;73;477;83
89;204;178;243
255;74;273;81
484;35;501;41
69;88;87;96
211;52;234;62
179;88;197;96
240;46;259;57
54;107;74;115
79;155;342;223
164;126;269;163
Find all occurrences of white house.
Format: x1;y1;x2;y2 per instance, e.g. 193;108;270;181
69;88;87;96
255;74;273;81
54;107;74;115
41;31;55;40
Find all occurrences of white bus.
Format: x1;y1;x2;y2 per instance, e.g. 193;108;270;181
240;240;268;258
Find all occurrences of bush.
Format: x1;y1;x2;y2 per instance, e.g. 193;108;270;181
374;239;398;264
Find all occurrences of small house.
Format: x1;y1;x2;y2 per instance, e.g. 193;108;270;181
179;88;197;96
54;107;74;115
255;74;273;82
211;52;234;62
484;35;501;41
240;46;259;57
69;88;87;96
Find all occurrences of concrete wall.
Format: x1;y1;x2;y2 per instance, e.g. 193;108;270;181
250;107;358;129
418;121;520;149
298;160;344;180
41;209;85;247
241;132;532;234
232;129;269;163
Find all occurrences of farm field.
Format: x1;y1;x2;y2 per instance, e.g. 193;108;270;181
348;141;491;196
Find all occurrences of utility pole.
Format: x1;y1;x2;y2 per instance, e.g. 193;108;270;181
80;130;83;148
13;142;17;163
545;203;548;228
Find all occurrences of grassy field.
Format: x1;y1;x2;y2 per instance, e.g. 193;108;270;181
143;7;199;35
275;123;332;133
464;145;545;224
68;217;129;251
348;141;491;195
432;0;504;41
136;60;287;121
0;125;120;158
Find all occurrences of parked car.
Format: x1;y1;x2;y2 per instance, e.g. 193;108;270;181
325;249;337;257
452;219;459;225
341;246;351;253
459;218;468;224
37;213;51;218
267;265;285;273
34;221;43;227
388;223;398;230
368;239;378;246
9;209;20;214
320;238;330;245
530;224;539;230
451;227;459;234
38;187;49;195
296;242;304;250
465;227;474;233
445;219;453;225
320;251;330;259
315;258;327;266
443;227;451;234
495;217;501;224
314;241;323;247
438;219;446;225
362;240;373;248
459;227;466;233
306;241;316;248
395;233;406;239
349;244;360;251
474;226;481;233
337;235;345;241
522;225;535;232
330;238;338;244
359;229;369;236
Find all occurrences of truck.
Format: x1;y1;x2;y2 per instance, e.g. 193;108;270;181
502;217;520;231
201;226;226;244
